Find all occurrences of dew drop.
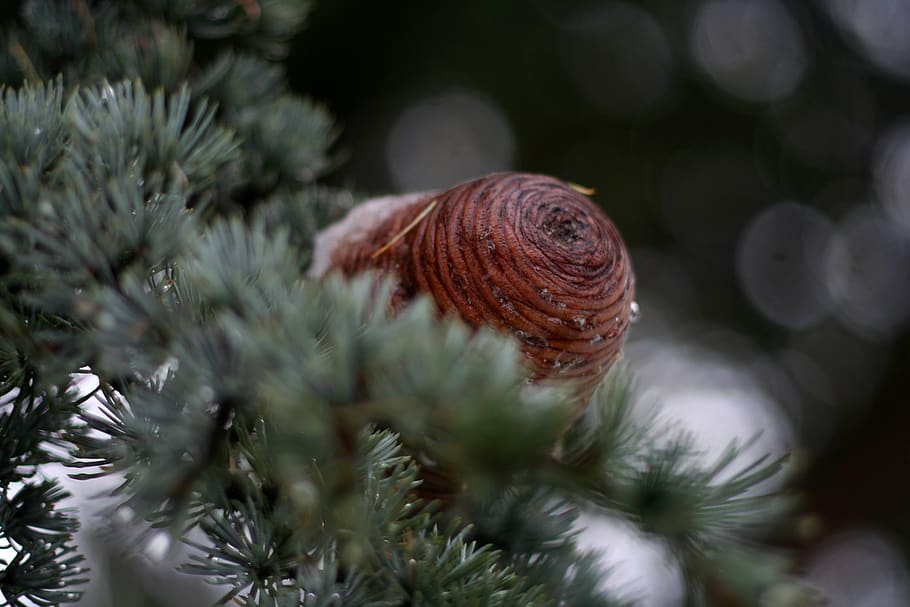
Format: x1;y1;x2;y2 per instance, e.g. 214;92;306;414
101;83;116;102
630;300;641;323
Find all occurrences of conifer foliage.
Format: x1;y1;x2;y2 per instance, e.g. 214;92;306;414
0;1;818;605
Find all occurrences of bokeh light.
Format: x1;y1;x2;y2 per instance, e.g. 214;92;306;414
805;529;910;606
559;2;674;116
822;0;910;80
874;121;910;229
690;0;808;103
772;72;876;170
628;332;793;475
574;513;684;607
824;204;910;339
385;89;514;192
736;202;835;330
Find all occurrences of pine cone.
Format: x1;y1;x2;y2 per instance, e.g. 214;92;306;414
310;172;635;403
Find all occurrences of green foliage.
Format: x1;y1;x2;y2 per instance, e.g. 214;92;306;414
66;80;237;198
252;186;356;270
0;1;817;606
0;77;65;174
130;0;313;60
194;52;286;113
0;389;88;606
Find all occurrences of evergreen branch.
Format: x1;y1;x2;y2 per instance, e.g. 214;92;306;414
0;414;86;606
193;51;286;115
131;0;312;59
231;94;336;193
89;21;194;93
0;3;346;605
0;386;79;475
603;439;791;546
577;409;801;602
20;0;95;70
65;79;239;199
181;216;300;317
469;488;630;606
380;523;549;607
0;532;86;607
181;495;305;605
252;186;357;269
0;76;65;174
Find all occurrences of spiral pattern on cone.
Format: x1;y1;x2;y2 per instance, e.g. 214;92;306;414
325;172;635;399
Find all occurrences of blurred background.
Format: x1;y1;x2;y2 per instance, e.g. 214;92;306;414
2;0;908;604
290;0;910;604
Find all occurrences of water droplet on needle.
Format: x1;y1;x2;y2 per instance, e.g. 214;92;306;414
630;300;641;323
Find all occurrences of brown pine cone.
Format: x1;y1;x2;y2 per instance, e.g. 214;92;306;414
310;172;635;403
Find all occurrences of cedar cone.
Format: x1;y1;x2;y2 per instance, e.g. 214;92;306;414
310;172;635;403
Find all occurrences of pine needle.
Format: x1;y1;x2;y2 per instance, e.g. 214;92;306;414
371;198;438;259
568;182;595;196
